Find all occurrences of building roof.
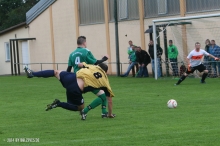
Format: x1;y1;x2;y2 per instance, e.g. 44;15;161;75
26;0;57;24
0;22;26;36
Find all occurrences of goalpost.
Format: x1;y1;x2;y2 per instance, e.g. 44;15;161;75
152;13;220;80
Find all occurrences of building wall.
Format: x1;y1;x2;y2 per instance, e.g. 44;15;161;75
28;0;77;71
26;0;220;75
52;0;77;70
28;8;54;71
0;27;28;75
109;20;142;74
79;24;107;65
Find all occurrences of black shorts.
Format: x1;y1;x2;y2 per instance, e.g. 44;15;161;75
59;71;84;106
84;86;110;97
186;64;206;74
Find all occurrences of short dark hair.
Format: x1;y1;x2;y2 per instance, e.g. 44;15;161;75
206;39;210;43
211;40;215;42
77;36;86;45
98;63;108;72
195;42;200;45
169;40;173;43
131;45;136;48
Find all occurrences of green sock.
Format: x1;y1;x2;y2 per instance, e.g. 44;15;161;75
84;90;107;114
101;98;107;114
83;96;104;114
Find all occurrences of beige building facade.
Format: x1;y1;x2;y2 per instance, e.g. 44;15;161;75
0;23;30;75
1;0;220;75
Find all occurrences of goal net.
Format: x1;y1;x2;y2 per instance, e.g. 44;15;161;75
152;13;220;79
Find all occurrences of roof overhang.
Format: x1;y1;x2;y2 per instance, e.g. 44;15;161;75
0;22;27;36
145;21;192;33
10;38;36;41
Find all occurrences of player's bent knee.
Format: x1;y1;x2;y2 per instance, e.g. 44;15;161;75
204;70;208;74
96;90;105;96
184;73;188;76
78;104;84;111
54;70;62;80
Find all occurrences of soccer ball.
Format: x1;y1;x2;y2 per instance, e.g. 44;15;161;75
167;99;177;108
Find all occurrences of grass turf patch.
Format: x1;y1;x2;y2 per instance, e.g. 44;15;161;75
0;76;219;146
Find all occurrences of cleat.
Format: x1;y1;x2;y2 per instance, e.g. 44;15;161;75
80;110;87;120
101;112;116;118
24;66;34;78
174;83;179;86
45;99;60;111
200;80;206;84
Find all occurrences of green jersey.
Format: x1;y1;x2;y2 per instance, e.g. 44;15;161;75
68;47;97;73
168;45;178;59
130;51;136;62
127;46;133;55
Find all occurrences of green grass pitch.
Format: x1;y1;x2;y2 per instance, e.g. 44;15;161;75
0;75;220;146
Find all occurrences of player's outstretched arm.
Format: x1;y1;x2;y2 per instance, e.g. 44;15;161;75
78;63;84;68
78;62;89;69
208;54;219;60
66;66;72;72
107;96;115;118
186;58;190;66
94;55;108;65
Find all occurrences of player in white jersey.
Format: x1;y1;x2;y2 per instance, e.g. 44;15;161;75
175;42;219;85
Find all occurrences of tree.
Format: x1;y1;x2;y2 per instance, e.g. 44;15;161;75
0;0;39;31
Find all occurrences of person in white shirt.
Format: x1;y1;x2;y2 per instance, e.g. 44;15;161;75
175;42;219;85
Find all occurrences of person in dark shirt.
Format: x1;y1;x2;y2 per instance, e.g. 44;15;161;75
148;40;163;77
135;46;151;77
204;39;211;77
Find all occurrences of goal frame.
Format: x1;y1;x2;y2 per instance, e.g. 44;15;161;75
152;13;220;80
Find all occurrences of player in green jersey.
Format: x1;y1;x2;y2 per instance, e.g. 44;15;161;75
67;36;108;73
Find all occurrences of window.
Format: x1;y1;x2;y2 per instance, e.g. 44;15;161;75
5;42;10;62
109;0;139;21
109;0;115;21
157;0;167;14
79;0;105;25
119;0;128;19
144;0;179;18
186;0;220;13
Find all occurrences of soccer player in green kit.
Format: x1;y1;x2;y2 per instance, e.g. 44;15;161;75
66;36;108;73
66;36;110;118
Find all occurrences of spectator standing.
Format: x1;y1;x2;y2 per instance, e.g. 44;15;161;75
121;46;138;77
168;40;179;76
127;40;138;77
209;40;220;77
136;46;151;77
204;39;212;76
148;40;163;78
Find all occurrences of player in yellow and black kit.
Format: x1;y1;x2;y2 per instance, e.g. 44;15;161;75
24;63;115;120
77;62;114;120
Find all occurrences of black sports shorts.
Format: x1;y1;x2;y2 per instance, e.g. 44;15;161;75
59;71;84;106
186;64;206;74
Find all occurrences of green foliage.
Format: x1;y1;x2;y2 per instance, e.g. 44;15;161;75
0;0;39;31
0;76;220;145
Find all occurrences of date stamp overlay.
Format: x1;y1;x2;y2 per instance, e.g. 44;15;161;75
3;138;40;143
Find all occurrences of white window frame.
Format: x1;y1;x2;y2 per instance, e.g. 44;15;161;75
119;0;128;20
157;0;167;14
5;42;10;62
